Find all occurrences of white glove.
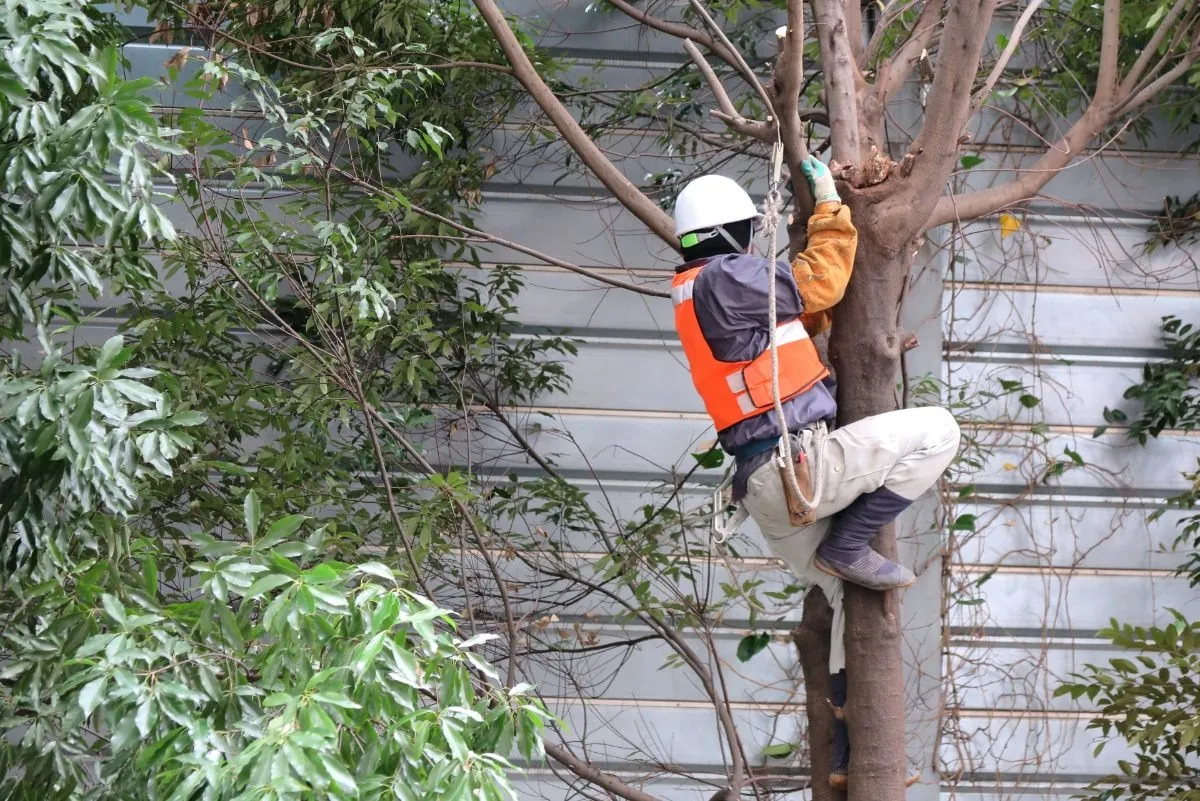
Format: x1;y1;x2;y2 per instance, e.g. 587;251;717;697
800;155;839;205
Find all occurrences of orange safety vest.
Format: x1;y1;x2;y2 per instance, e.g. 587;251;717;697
673;263;829;432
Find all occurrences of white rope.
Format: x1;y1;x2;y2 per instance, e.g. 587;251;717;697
763;138;823;513
711;129;826;546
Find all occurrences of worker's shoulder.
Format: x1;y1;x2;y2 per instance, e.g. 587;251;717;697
698;253;777;279
696;253;786;292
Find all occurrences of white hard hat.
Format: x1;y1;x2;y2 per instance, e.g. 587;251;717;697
672;174;763;239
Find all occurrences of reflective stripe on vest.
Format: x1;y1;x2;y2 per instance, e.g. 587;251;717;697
672;263;829;432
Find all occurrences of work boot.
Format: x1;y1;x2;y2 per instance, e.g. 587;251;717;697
814;487;916;591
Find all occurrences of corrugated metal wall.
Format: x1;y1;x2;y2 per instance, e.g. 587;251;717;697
103;1;1200;799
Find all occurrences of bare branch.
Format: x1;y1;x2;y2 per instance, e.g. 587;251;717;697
607;0;740;66
544;743;665;801
402;204;671;298
684;39;773;141
1116;35;1200;115
472;0;676;246
864;0;921;65
877;0;944;102
1117;0;1194;95
812;0;864;162
971;0;1045;111
687;0;777;116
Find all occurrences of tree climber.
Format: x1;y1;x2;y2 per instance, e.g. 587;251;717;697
670;156;961;789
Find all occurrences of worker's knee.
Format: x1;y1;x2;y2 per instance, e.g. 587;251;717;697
923;406;961;469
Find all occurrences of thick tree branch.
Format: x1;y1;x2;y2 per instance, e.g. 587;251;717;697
970;0;1043;111
926;0;1147;227
878;0;998;222
812;0;864;162
773;1;814;217
472;0;676;247
1093;0;1121;108
877;0;944;102
684;39;773;141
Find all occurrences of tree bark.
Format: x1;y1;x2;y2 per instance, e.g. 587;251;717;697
828;222;914;801
794;587;844;801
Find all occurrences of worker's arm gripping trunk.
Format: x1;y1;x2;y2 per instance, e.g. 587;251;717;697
671;264;830;433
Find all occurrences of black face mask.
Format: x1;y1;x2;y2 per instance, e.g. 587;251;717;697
680;219;754;262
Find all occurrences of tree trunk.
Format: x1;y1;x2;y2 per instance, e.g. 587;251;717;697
827;224;914;801
794;587;844;801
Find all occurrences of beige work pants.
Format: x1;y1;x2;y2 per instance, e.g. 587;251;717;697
741;406;961;673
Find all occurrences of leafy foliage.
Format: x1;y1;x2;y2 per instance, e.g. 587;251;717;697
1145;194;1200;254
0;1;560;796
0;493;547;801
1064;313;1200;801
1057;614;1200;801
1096;316;1200;444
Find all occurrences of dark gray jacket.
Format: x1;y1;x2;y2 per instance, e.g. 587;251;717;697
681;253;838;499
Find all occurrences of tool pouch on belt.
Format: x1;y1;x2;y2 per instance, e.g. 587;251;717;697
778;449;817;527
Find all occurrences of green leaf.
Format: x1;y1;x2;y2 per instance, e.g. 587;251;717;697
170;410;207;426
111;378;161;406
320;754;358;792
691;446;725;469
959;155;985;170
951;514;977;532
357;561;395;582
1018;394;1041;408
135;697;158;736
245;573;293;599
79;676;108;717
736;632;770;663
312;691;361;709
244;490;261;538
101;594;127;625
308;585;348;609
97;337;125;371
763;742;795;758
266;514;308;540
352;632;387;675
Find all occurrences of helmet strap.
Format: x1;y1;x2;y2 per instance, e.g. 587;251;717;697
680;226;750;254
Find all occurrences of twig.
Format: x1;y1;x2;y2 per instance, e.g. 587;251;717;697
971;0;1044;111
684;39;773;141
607;0;740;67
544;743;665;801
400;204;669;298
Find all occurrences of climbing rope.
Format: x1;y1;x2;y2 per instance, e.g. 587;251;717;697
714;122;827;545
762;138;824;515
